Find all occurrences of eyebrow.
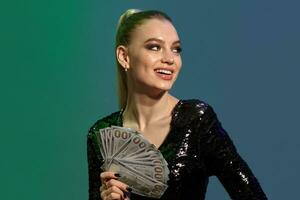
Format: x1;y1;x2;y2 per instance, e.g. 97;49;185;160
144;38;181;45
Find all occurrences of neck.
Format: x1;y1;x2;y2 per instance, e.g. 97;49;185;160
122;92;177;132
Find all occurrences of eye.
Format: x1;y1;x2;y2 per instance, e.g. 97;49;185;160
172;46;182;54
146;44;161;51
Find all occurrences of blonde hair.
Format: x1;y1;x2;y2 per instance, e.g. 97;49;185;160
115;9;173;109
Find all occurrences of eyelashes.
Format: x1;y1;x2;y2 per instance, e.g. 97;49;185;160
145;44;161;51
145;44;182;54
175;46;182;53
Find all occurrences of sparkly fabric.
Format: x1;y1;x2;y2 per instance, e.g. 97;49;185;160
87;99;267;200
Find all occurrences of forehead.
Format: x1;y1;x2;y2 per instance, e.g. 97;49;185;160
130;18;179;44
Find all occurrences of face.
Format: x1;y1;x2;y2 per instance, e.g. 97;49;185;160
122;18;182;95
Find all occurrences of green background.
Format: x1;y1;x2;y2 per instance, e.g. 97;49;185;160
1;0;299;199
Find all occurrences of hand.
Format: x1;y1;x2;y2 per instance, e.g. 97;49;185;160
99;171;132;200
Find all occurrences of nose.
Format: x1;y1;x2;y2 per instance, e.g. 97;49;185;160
161;50;174;65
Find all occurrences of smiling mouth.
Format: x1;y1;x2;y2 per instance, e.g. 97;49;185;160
154;69;173;75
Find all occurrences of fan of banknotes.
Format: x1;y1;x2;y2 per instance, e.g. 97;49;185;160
95;125;169;199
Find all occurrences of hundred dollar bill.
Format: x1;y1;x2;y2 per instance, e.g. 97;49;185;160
108;159;168;199
96;126;170;198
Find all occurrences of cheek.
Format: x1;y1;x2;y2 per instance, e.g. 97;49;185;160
129;58;152;78
134;55;157;71
176;57;182;70
143;53;159;66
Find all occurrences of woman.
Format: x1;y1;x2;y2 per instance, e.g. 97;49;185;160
87;9;268;200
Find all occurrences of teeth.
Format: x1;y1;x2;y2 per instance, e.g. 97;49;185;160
155;69;172;75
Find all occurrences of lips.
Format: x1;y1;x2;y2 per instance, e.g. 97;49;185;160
154;68;174;80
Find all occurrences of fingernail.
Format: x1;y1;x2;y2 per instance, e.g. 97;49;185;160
126;186;132;192
124;191;131;198
114;173;121;177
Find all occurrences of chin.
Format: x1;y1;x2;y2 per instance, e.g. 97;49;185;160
154;84;173;92
137;80;175;94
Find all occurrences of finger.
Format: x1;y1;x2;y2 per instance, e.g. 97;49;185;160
102;185;125;199
110;185;125;196
100;172;120;182
106;178;131;192
99;184;106;193
102;191;123;200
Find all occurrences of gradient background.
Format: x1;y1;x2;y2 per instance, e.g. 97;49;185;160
1;0;299;199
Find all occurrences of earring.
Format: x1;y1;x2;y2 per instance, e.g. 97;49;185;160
124;64;129;72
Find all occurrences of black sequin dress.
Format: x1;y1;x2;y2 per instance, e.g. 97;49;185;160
87;99;267;200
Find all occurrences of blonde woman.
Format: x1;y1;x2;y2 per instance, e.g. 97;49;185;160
87;9;267;200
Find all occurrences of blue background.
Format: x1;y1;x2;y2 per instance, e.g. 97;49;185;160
1;0;299;199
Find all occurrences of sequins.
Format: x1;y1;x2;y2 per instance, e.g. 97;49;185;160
173;163;186;178
239;171;250;184
176;131;190;157
87;99;267;200
177;147;187;157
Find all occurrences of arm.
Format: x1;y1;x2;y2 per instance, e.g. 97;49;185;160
87;135;102;200
202;106;267;200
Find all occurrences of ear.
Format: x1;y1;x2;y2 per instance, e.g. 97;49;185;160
116;45;130;70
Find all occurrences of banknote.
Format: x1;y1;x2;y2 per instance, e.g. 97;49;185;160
95;126;170;198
